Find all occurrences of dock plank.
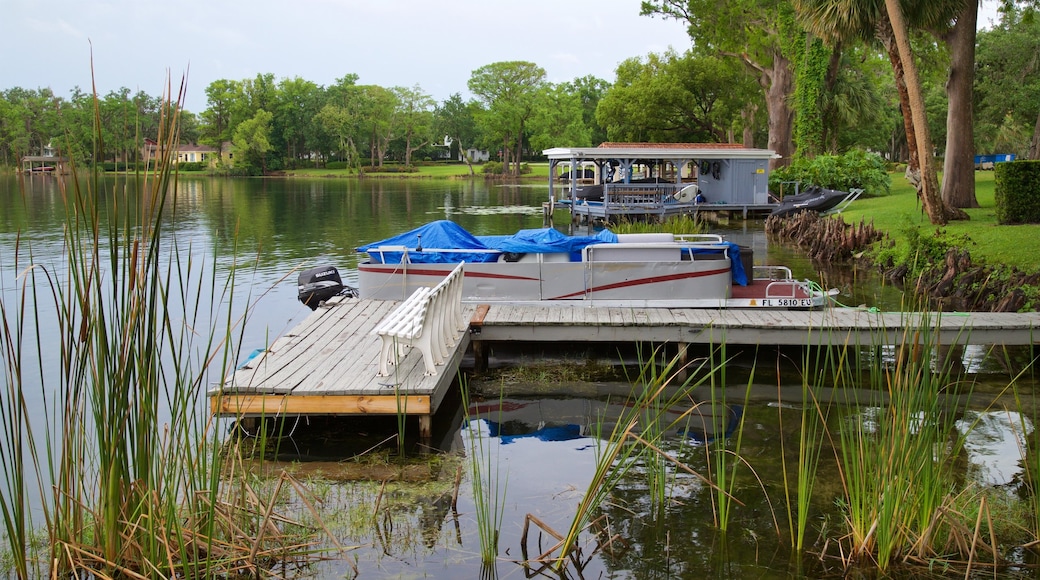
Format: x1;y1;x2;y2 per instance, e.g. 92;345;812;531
213;299;1039;422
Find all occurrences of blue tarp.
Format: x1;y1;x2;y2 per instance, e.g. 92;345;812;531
357;220;745;285
358;220;618;264
356;220;499;264
487;422;584;444
479;228;617;261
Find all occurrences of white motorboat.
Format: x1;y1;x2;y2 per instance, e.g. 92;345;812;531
349;221;833;309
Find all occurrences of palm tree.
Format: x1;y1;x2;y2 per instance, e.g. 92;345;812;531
794;0;969;224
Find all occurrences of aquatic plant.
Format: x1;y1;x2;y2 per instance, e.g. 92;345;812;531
778;340;838;553
610;214;706;235
833;310;976;571
459;377;508;564
0;73;342;578
525;347;728;576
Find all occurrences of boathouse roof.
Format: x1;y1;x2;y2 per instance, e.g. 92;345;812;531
543;142;779;161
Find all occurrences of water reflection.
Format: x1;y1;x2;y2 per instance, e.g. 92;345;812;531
959;410;1032;486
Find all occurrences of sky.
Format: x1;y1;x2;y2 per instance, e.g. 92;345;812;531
1;0;694;114
2;0;1005;115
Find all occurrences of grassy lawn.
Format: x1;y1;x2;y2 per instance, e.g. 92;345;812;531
282;162;552;179
840;171;1040;272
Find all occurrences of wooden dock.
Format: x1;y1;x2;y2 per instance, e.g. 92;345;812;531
210;299;1039;435
470;305;1040;348
210;297;474;438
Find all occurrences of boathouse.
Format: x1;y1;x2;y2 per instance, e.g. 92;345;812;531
544;142;779;221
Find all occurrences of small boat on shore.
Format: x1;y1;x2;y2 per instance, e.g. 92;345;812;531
770;186;851;218
337;221;833;309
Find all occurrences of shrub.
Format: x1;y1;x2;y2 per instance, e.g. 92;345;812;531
482;161;504;174
177;162;205;171
770;150;890;196
994;160;1040;224
326;161;350;170
103;161;148;172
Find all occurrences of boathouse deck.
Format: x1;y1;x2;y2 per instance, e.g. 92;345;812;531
210;298;1040;436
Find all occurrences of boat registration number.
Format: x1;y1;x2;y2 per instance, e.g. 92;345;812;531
763;298;815;307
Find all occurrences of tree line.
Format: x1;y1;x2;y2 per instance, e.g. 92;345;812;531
1;4;1037;222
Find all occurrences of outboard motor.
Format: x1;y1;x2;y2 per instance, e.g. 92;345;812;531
297;265;352;310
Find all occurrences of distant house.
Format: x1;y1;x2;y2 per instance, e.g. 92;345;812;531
141;139;221;165
464;147;490;163
432;136;490;163
21;142;67;173
177;143;219;164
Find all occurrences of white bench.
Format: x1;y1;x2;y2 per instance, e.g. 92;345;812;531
373;262;466;377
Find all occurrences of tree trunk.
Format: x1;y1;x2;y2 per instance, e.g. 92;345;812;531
884;0;948;225
764;51;795;169
877;16;920;180
455;136;475;176
941;0;979;211
821;43;843;153
514;120;525;176
740;105;757;148
1030;107;1040;160
501;135;510;174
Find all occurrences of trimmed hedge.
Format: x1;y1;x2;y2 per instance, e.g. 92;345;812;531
102;161;154;172
994;160;1040;224
326;161;350;170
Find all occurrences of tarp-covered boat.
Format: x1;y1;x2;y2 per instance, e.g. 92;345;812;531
352;221;832;309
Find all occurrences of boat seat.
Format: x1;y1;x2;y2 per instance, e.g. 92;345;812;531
372;262;465;376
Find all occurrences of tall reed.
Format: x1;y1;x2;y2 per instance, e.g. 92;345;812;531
550;347;724;575
778;342;837;552
1;73;330;577
459;377;507;564
703;341;754;532
835;311;973;571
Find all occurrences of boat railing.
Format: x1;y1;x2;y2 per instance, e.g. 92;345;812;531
675;233;725;244
603;183;681;206
368;245;502;264
753;265;794;280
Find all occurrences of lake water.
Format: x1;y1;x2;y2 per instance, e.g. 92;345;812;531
2;173;1036;578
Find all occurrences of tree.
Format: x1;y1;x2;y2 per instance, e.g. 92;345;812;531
275;77;323;167
595;51;760;143
558;75;611;145
315;104;360;170
817;45;891;154
232;109;273;173
199;79;238;160
642;0;801;168
468;61;546;175
882;0;956;224
527;83;590;152
793;0;965;223
938;0;979;209
360;85;398;167
974;7;1040;160
435;93;481;174
792;35;830;158
316;75;365;169
392;84;435;166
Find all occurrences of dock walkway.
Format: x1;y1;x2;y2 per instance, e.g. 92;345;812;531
210;300;1039;435
210;297;474;438
471;305;1040;347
